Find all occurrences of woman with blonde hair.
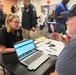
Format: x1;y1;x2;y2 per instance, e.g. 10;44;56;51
0;14;23;65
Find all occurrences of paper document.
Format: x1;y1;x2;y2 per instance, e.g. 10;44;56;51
35;37;65;56
49;39;65;56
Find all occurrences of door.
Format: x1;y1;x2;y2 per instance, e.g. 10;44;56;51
41;5;50;17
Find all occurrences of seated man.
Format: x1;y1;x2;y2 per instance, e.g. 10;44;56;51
51;4;76;75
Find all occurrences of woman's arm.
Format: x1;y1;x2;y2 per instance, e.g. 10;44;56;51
0;45;15;54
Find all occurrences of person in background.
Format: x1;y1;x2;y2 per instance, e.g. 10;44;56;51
51;4;76;75
48;10;54;22
54;0;69;34
22;0;38;39
39;9;46;33
47;10;55;33
0;2;6;28
11;5;22;27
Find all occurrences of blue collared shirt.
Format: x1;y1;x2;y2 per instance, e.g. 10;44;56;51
54;2;68;24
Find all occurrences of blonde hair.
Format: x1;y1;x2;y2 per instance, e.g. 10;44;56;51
5;14;19;32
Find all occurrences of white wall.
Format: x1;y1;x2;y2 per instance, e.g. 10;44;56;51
69;0;76;8
17;0;23;11
17;0;76;16
17;0;61;16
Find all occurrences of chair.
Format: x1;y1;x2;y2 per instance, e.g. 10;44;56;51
0;65;6;75
0;53;19;75
0;53;9;75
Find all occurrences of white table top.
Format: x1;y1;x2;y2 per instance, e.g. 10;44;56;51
34;37;65;56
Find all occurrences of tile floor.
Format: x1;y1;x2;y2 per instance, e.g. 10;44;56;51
36;25;52;39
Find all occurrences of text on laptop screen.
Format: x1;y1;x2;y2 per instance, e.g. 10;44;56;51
14;39;36;60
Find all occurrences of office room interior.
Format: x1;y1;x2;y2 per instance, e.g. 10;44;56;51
0;0;76;75
1;0;76;15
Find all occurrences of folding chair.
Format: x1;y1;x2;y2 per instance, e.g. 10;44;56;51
0;53;18;75
0;53;8;75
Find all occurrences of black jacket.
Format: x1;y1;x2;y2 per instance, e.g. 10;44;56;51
0;11;6;28
48;15;54;22
22;4;37;30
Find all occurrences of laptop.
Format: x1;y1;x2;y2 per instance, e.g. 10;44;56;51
14;39;50;70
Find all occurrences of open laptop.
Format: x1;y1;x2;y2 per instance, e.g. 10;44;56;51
14;39;50;70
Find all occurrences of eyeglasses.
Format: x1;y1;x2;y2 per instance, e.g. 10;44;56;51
11;21;21;24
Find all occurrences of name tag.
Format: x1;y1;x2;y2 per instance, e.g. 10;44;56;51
26;9;29;12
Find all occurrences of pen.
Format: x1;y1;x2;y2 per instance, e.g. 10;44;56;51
45;49;51;53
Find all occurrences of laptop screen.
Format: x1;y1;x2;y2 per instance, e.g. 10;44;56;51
14;39;36;60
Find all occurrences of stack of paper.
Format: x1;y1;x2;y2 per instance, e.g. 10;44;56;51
35;37;65;56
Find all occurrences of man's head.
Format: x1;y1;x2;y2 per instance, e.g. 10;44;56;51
62;0;69;4
11;5;19;13
61;4;76;36
23;0;30;7
0;2;3;11
42;9;46;14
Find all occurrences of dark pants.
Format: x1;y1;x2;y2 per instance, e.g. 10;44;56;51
39;22;45;30
56;22;67;34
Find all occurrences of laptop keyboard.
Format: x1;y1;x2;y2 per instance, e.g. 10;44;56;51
28;54;50;70
22;52;43;65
